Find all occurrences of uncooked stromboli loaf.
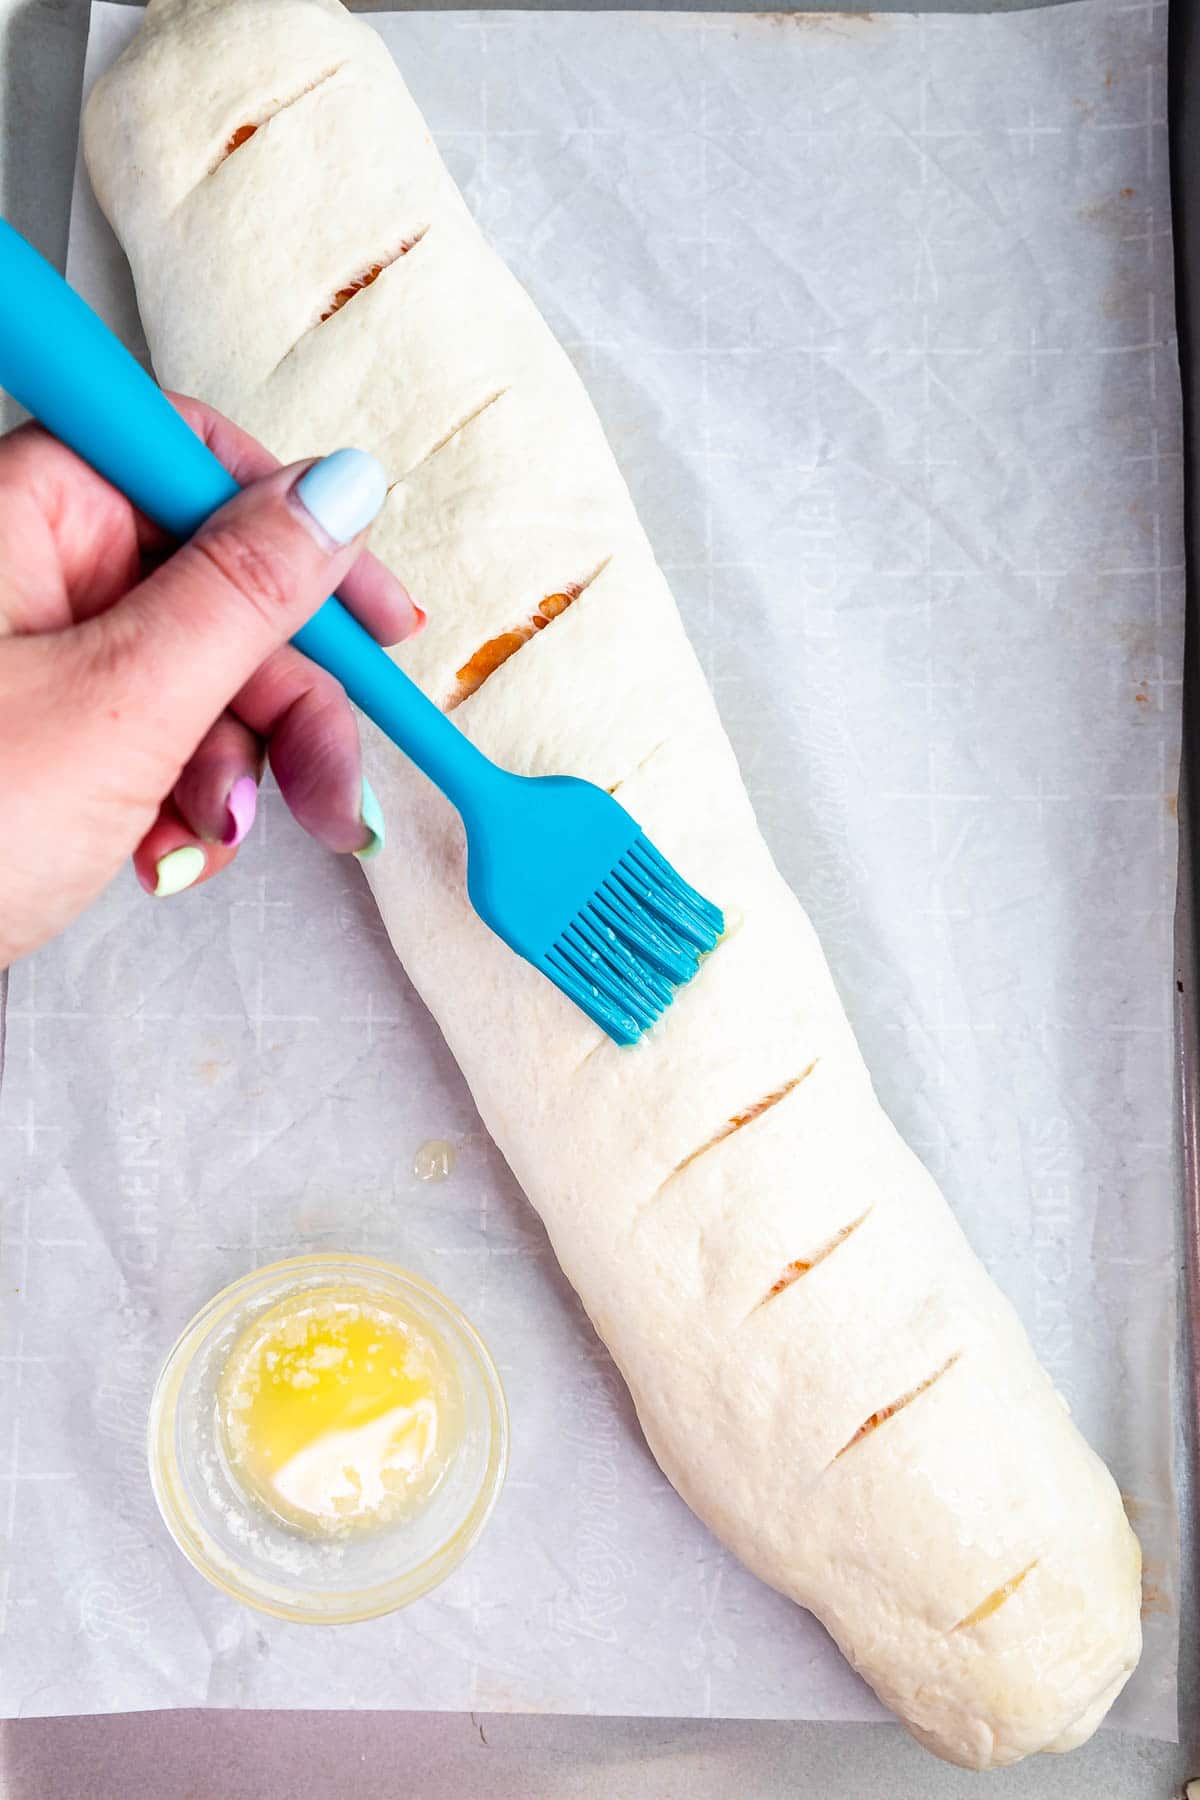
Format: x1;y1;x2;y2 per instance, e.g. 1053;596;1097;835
84;0;1143;1766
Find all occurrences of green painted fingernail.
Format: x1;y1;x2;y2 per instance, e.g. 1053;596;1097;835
354;776;385;861
154;845;206;897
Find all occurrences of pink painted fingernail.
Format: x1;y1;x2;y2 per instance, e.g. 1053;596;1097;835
222;776;258;848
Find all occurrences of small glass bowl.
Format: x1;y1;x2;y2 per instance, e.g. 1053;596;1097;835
148;1253;508;1623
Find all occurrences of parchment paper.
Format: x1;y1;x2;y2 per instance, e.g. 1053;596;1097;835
0;0;1180;1734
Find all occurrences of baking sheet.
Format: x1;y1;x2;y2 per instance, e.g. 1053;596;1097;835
0;0;1180;1733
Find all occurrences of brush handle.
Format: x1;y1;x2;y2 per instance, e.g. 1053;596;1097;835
0;219;497;820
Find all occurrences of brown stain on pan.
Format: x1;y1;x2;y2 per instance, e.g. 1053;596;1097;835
1140;1555;1172;1620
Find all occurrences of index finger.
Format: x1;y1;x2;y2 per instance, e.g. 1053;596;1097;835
167;392;424;647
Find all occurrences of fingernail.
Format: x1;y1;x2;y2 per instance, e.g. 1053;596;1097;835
293;448;388;547
154;845;206;898
222;775;258;848
388;594;426;646
354;776;385;861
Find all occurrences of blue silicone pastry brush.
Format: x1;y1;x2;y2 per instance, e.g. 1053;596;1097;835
0;220;723;1045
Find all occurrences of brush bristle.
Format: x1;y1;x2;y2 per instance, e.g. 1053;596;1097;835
544;835;724;1046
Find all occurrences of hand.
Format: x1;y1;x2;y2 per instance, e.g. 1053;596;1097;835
0;394;423;967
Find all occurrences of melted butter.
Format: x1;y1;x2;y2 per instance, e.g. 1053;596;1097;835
413;1139;456;1183
218;1287;462;1535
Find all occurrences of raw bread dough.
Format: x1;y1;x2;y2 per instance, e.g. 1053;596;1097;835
83;0;1143;1766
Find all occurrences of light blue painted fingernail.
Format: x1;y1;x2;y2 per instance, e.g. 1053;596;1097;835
293;448;388;546
354;776;386;861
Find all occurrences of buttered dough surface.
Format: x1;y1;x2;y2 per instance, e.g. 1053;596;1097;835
84;0;1143;1767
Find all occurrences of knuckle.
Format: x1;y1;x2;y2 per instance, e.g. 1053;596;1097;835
35;620;183;794
71;604;149;703
195;524;297;627
280;684;347;802
68;615;177;756
73;610;160;712
303;670;345;721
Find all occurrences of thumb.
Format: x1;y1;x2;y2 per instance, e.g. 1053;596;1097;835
78;447;390;766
